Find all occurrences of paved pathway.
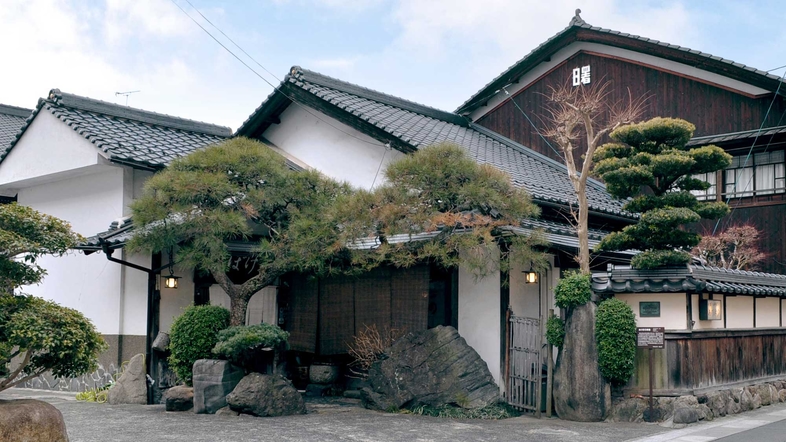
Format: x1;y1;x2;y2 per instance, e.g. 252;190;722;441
6;388;786;442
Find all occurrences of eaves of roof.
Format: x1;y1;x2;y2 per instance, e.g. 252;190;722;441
0;104;32;160
687;125;786;147
456;11;786;115
592;264;786;297
0;89;232;170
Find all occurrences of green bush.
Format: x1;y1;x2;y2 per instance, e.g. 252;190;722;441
212;323;289;369
545;316;565;348
1;294;107;392
554;271;592;309
168;305;230;385
595;298;637;386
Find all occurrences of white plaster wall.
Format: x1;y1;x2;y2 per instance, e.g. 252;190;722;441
691;294;726;330
756;297;780;328
468;42;770;121
458;247;501;388
159;262;196;333
262;104;404;190
726;296;754;328
615;292;687;330
0;111;108;188
509;254;556;320
118;251;151;336
16;169;127;335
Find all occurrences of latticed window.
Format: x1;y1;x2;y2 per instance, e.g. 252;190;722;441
724;151;785;197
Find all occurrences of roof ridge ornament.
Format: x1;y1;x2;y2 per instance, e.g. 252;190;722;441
570;8;585;26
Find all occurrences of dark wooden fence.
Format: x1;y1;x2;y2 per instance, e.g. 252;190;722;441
631;329;786;393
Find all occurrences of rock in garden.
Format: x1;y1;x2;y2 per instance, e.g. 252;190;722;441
608;397;646;422
705;390;728;418
673;407;699;424
152;332;170;353
779;390;786;403
193;359;245;414
758;384;774;406
108;353;147;405
226;373;306;417
697;404;713;421
0;399;68;442
553;302;611;422
309;364;339;384
361;325;500;411
164;385;194;411
216;406;240;416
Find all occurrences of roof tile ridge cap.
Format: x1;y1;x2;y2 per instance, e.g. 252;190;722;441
0;103;34;118
52;89;232;136
290;65;464;123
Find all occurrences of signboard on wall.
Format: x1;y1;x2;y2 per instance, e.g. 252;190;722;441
636;327;665;349
639;302;661;317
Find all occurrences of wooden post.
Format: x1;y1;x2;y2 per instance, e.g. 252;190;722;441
648;347;654;421
504;307;511;402
536;315;543;419
546;308;554;418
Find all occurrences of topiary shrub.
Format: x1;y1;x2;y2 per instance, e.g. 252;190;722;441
545;316;565;349
554;271;592;309
0;294;107;392
595;298;637;386
212;323;289;371
168;304;230;385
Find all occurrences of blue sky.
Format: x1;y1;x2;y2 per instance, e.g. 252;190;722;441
1;0;784;130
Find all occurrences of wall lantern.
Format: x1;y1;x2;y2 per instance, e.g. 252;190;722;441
699;294;722;320
524;271;539;284
162;248;180;289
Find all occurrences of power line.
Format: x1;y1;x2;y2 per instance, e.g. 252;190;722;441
169;0;387;148
712;67;786;234
501;86;565;162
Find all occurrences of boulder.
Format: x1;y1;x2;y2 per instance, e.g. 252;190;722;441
768;384;780;404
164;386;193;412
192;359;245;414
697;404;713;421
745;386;762;409
309;364;339;384
725;397;741;415
779;390;786;403
673;407;700;424
216;406;240;417
553;302;611;422
0;399;68;442
360;326;500;411
108;353;147;405
705;390;728;418
608;398;646;422
737;388;754;412
673;395;698;409
758;384;774;406
152;332;170;353
226;373;306;417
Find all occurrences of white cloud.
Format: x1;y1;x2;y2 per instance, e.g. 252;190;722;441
103;0;194;45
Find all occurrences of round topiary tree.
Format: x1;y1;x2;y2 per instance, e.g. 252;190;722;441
595;298;637;386
554;271;592;311
168;305;230;385
0;294;107;392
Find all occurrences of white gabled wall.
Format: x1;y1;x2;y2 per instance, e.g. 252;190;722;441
0;111;108;188
263;104;404;190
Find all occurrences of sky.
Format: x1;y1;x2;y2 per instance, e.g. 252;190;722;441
0;0;784;131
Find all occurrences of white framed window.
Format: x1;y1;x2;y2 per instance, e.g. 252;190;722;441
692;172;717;201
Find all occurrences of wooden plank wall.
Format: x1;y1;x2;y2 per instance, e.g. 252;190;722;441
666;331;786;390
476;51;786;167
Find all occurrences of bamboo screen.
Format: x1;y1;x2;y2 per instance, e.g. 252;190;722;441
286;276;318;353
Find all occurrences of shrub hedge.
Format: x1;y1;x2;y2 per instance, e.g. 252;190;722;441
168;305;230;385
545;316;565;349
212;323;289;370
595;298;637;386
554;271;592;309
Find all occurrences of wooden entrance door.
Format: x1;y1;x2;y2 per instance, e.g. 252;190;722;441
507;315;542;413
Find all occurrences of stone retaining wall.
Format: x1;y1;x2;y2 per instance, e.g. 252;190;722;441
610;379;786;424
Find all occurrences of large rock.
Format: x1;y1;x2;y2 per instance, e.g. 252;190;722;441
673;407;699;424
164;385;194;412
193;359;245;414
227;373;306;417
608;398;647;422
704;390;729;418
108;353;147;405
0;399;68;442
361;326;500;411
553;302;611;421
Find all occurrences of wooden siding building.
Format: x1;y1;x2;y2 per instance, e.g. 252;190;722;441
459;11;786;274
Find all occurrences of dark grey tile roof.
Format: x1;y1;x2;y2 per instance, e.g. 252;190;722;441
1;89;231;170
457;11;786;115
241;67;631;218
592;264;786;296
687;125;786;146
0;104;32;160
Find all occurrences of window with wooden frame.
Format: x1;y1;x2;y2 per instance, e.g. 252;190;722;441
691;171;717;201
723;151;786;198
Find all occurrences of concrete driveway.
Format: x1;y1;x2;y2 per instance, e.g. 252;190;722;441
1;388;669;442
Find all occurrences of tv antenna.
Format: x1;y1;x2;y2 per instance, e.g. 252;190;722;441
115;90;140;106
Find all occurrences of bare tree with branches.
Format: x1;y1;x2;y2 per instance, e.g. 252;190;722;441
693;224;766;270
543;80;647;273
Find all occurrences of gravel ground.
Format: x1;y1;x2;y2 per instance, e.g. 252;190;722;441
1;388;671;442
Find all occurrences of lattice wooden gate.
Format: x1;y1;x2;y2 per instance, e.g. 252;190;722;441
507;315;542;413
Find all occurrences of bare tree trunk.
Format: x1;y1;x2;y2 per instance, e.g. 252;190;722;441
577;191;591;274
229;295;249;327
